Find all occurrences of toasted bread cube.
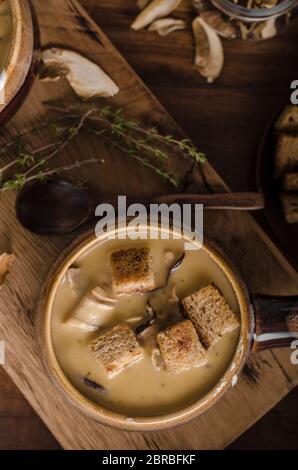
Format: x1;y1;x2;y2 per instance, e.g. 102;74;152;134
90;323;144;378
111;247;155;295
157;320;206;374
280;192;298;224
182;284;240;349
274;105;298;133
282;173;298;192
287;312;298;333
274;133;298;177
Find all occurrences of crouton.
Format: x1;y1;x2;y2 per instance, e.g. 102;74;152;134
182;284;240;349
280;192;298;224
287;312;298;333
274;105;298;133
274;133;298;177
90;323;144;378
157;320;206;374
111;247;155;295
282;172;298;191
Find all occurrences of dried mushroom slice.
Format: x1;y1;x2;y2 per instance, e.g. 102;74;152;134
65;318;98;332
91;285;116;304
148;17;186;36
192;16;224;83
137;0;151;9
237;21;256;40
40;48;119;99
65;285;116;330
131;0;182;31
251;18;277;39
200;11;236;38
135;304;157;338
192;0;210;13
83;377;107;393
151;347;165;371
259;19;277;39
65;266;80;291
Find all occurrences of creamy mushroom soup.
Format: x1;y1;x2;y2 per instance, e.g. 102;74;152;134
51;233;240;417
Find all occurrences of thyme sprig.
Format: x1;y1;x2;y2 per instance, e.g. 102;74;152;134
99;106;206;165
1;159;102;194
0;110;100;193
47;103;206;166
88;127;179;187
0;103;206;193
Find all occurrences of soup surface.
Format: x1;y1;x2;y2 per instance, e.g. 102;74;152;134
51;233;240;417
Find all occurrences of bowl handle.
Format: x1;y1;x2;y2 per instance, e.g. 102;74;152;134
251;295;298;352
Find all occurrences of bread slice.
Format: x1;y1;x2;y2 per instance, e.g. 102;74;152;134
182;284;240;349
282;172;298;191
280;192;298;224
274;105;298;133
157;320;206;374
90;323;144;378
274;133;298;177
111;247;155;295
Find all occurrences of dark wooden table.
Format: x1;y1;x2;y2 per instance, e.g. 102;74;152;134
0;0;297;450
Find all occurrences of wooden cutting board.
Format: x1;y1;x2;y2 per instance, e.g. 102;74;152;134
0;0;297;450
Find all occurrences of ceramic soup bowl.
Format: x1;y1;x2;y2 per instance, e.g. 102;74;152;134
0;0;38;124
37;225;298;431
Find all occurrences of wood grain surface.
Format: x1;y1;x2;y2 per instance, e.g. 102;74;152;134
82;0;298;193
0;0;297;450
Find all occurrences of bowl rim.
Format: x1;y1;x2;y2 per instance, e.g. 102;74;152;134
0;0;34;114
36;225;252;432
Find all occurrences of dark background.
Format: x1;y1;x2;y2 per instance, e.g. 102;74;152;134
0;0;297;450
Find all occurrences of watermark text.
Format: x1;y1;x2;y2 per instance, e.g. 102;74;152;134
95;196;203;250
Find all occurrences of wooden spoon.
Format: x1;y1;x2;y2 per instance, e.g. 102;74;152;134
15;179;264;236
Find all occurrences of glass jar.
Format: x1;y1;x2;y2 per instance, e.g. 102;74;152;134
195;0;298;40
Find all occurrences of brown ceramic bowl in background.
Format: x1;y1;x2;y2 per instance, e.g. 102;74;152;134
0;0;39;125
36;225;298;431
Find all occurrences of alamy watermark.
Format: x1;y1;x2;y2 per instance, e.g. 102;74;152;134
291;340;298;365
95;196;203;250
290;80;298;104
0;341;5;365
0;70;6;105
